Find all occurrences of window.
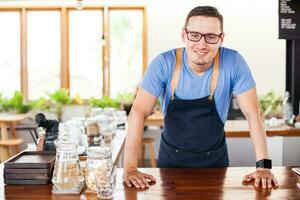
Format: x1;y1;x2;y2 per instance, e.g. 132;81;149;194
0;5;146;101
0;12;20;97
69;10;103;99
27;11;60;100
109;10;143;98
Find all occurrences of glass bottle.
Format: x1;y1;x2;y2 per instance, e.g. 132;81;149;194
52;142;84;192
282;91;294;123
85;146;113;192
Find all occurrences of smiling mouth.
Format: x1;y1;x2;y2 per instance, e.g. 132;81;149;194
194;50;208;56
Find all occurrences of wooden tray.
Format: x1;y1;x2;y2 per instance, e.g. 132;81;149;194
4;168;50;174
4;178;51;185
4;151;56;169
4;173;50;180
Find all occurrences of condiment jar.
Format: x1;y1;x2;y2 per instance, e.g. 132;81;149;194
85;146;113;192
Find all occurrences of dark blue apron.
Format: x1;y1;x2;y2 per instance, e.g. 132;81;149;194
157;48;229;168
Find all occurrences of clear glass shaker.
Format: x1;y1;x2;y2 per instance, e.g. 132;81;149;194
282;91;294;124
85;146;113;192
101;125;115;146
90;107;103;117
95;169;116;199
114;110;127;129
52;142;84;191
86;118;101;146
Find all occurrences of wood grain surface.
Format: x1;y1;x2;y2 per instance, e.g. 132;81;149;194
1;167;299;200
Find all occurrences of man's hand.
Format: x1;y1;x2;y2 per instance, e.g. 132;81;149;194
123;169;156;188
243;168;278;189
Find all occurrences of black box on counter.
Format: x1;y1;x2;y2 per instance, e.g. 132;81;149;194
3;151;56;185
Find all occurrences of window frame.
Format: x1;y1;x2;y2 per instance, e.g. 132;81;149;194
0;4;147;101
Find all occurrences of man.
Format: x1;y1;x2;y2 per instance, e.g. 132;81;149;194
122;6;278;189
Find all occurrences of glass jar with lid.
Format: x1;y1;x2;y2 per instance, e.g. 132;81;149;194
85;146;113;192
101;125;115;146
114;110;127;129
86;118;101;146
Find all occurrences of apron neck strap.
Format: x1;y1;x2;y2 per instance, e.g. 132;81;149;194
170;48;220;100
208;50;220;101
171;48;182;100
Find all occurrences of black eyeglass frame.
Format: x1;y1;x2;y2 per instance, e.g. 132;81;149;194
184;28;223;44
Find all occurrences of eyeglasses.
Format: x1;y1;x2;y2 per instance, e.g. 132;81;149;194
184;28;222;44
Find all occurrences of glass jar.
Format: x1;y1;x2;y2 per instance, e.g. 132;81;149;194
101;125;114;146
86;118;101;146
86;118;100;137
90;107;103;117
95;115;113;126
85;146;113;192
114;110;127;129
103;107;116;117
95;169;116;199
52;142;84;191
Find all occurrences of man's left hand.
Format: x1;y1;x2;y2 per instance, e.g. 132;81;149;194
243;168;278;189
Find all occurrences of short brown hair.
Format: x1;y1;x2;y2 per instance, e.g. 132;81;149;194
184;6;223;32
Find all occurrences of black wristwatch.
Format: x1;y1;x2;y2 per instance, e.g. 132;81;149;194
256;159;272;169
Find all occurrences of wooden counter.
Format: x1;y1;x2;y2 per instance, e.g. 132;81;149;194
145;114;300;137
1;167;299;199
225;120;300;137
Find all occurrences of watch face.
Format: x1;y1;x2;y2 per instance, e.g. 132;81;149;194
256;159;272;169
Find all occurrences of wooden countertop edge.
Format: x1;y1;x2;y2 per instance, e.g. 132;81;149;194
113;135;126;165
225;129;300;137
146;117;300;137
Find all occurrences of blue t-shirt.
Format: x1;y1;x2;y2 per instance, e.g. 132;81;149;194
141;47;256;123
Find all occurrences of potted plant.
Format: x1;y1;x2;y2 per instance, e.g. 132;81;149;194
116;93;135;115
259;91;283;118
0;91;32;114
62;93;89;121
30;97;51;111
89;96;120;109
47;89;72;121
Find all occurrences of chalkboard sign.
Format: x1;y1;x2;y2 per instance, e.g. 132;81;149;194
279;0;300;39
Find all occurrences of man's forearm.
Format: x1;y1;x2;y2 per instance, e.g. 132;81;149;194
124;108;147;172
247;113;269;161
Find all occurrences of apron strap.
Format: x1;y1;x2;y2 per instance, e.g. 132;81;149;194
171;48;182;100
170;48;220;100
208;50;220;101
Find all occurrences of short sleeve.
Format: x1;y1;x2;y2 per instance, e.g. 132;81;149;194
232;52;256;95
140;54;168;97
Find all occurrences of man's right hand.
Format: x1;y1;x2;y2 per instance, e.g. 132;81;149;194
122;169;156;188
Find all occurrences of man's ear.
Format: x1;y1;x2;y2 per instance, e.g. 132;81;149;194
181;28;186;43
219;32;225;46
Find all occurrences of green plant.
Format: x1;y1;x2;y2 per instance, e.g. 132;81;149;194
47;89;72;105
47;89;72;121
116;92;135;105
89;96;120;108
0;91;32;113
259;91;283;117
0;92;7;112
30;97;51;111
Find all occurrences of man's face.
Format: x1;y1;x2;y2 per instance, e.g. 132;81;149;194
182;16;224;70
